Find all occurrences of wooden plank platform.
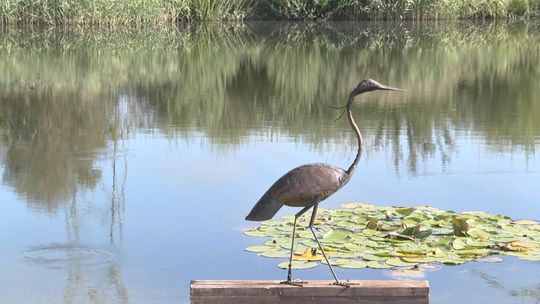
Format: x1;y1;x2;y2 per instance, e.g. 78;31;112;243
191;280;429;304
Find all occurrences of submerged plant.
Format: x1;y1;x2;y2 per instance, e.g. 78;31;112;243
245;203;540;273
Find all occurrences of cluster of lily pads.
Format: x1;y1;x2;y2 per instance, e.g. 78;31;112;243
244;203;540;275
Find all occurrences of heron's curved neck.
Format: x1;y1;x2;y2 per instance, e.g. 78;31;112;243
346;94;362;176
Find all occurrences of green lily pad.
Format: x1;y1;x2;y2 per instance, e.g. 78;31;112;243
402;256;441;263
259;251;290;258
404;211;431;223
328;251;359;258
395;207;416;216
245;202;540;270
278;261;318;269
338;260;367;268
245;245;279;252
322;229;352;243
386;257;419;267
365;218;379;230
452;216;470;237
244;229;267;236
366;260;393;269
452;238;466;250
297;230;313;238
467;228;491;240
416;229;433;239
341;202;363;209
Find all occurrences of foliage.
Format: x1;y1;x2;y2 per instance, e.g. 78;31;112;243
1;0;539;22
244;203;540;272
261;0;354;20
507;0;529;15
0;0;252;24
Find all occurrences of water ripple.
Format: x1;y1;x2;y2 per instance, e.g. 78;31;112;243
21;244;115;269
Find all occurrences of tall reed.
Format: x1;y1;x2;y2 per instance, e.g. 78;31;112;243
1;0;539;23
0;0;253;25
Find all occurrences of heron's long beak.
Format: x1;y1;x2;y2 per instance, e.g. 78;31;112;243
378;84;404;91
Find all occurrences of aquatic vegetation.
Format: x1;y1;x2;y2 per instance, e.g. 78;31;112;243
261;0;355;20
0;0;252;24
244;203;540;273
0;0;539;23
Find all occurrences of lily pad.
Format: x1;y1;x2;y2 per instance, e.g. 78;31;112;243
366;260;393;269
245;202;540;270
512;220;538;225
365;218;379;230
341;202;363;209
244;229;267;237
322;229;352;243
292;248;324;261
452;216;470;237
259;251;290;258
386;257;419;267
278;261;318;269
245;245;279;253
337;260;367;268
395;207;416;216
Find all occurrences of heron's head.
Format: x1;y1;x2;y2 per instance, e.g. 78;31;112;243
351;79;402;97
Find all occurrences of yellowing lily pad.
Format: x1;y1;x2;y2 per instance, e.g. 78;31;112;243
506;241;539;251
513;220;538;225
292;248;324;261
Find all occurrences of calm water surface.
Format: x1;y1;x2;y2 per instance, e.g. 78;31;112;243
1;21;540;303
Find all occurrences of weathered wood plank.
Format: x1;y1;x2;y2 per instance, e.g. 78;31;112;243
191;280;429;304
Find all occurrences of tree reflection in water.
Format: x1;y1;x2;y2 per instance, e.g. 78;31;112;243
0;22;539;302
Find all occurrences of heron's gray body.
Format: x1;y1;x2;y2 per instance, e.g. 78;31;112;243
245;163;351;221
244;79;402;284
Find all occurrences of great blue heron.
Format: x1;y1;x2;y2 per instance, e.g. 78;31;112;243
245;79;402;285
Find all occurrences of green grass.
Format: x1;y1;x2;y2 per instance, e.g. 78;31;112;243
0;0;539;23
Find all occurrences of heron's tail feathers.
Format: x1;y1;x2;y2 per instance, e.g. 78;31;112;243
245;195;283;221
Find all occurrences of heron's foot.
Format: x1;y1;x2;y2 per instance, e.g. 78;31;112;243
280;279;304;287
331;280;354;287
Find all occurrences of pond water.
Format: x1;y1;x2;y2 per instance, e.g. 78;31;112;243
1;21;540;303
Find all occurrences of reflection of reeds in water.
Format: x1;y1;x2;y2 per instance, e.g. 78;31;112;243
0;22;539;204
60;145;129;303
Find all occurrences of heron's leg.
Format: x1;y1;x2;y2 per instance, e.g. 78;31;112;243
284;205;312;284
308;203;342;285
